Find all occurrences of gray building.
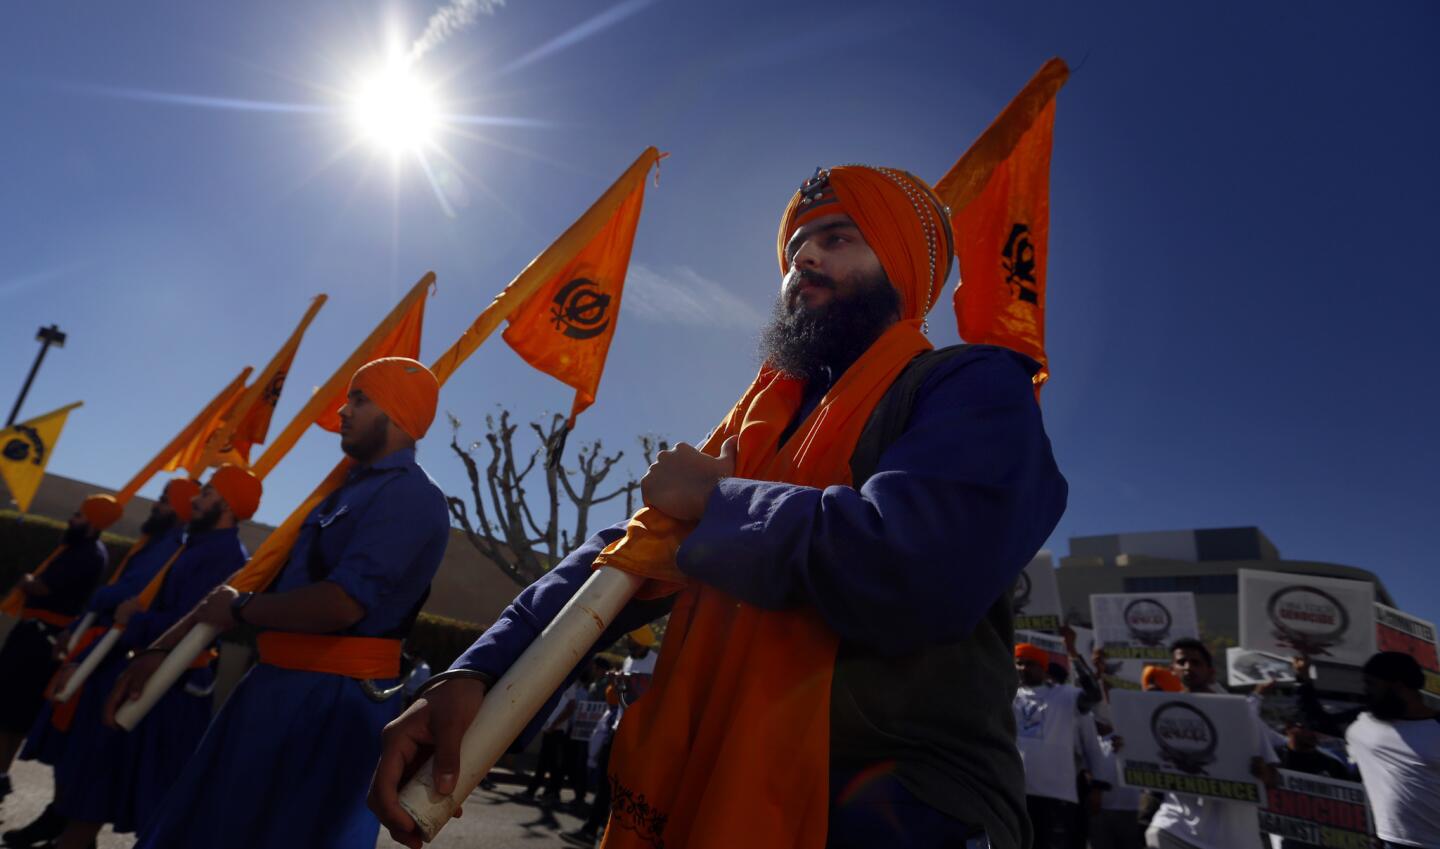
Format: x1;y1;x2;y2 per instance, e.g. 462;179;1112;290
1054;526;1394;644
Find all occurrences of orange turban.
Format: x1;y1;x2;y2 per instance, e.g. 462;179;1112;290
209;464;262;521
81;494;124;531
349;357;439;441
163;478;201;524
777;165;955;321
1014;643;1049;666
1142;665;1183;692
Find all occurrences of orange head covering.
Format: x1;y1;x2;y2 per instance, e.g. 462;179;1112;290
80;494;124;531
208;464;262;521
349;357;439;441
1142;665;1183;692
163;478;202;524
1014;643;1049;666
777;165;955;322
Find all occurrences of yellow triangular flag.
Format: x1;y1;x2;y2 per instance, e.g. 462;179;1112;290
0;401;83;513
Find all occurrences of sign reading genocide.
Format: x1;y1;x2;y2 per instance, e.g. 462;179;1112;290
1012;551;1062;632
1259;768;1373;849
1375;603;1440;696
1238;570;1376;667
1110;690;1266;805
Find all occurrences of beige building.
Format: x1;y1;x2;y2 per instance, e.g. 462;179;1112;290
1054;526;1394;643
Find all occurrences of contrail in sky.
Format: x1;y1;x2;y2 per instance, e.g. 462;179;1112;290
409;0;506;62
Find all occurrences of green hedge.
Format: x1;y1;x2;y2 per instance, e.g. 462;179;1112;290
1;510;136;595
407;611;487;671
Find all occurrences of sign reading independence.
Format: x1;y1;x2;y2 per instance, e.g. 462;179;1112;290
1238;569;1376;667
1092;592;1198;689
1111;690;1266;805
1011;551;1062;632
1260;768;1372;849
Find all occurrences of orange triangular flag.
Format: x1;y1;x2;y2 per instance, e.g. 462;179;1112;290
249;275;431;480
193;295;327;472
935;57;1068;395
117;367;253;504
500;152;654;427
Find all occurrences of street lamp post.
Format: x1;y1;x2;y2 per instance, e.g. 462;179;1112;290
6;324;67;428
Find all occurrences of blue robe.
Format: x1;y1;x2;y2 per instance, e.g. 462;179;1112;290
21;527;184;767
54;527;247;833
451;347;1068;787
136;447;449;849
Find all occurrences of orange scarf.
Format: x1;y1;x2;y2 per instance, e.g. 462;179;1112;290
594;320;932;849
0;545;67;617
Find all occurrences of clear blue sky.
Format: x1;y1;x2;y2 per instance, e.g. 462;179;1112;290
2;2;1436;623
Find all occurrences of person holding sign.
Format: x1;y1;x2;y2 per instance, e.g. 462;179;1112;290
1293;652;1440;849
1013;628;1103;849
1146;639;1278;849
370;165;1068;849
113;359;451;849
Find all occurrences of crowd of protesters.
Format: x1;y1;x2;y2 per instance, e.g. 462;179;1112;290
1009;630;1440;849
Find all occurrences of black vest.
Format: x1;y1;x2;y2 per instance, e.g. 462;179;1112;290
831;344;1029;849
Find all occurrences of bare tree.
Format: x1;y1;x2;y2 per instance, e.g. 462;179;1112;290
446;409;666;588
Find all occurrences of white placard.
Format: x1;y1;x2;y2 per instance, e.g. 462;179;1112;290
1091;592;1198;664
1011;551;1061;632
1110;689;1266;806
1226;647;1304;687
1015;628;1068;671
1375;603;1440;696
1238;570;1376;667
1259;768;1372;846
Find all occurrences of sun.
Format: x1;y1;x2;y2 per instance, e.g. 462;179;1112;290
349;60;439;154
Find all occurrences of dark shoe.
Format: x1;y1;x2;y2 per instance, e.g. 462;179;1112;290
560;827;598;847
2;804;66;847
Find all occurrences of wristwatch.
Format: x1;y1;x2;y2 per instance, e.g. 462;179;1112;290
230;591;256;624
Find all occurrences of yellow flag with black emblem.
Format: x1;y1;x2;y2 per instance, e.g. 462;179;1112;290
0;401;83;513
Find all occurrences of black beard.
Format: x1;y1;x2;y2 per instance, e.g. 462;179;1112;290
62;524;95;546
140;512;177;537
757;269;901;382
341;416;390;464
187;503;223;536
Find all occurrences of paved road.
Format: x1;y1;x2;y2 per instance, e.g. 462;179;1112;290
1;759;595;848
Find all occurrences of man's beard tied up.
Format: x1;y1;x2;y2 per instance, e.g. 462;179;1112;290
757;269;902;383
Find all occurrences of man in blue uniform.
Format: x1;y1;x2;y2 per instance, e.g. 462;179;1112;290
3;479;193;849
0;495;116;803
371;167;1067;849
118;358;450;849
45;467;258;849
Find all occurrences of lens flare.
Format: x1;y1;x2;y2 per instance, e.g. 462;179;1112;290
350;60;439;153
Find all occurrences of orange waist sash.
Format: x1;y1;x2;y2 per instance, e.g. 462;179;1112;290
21;608;77;628
256;632;401;679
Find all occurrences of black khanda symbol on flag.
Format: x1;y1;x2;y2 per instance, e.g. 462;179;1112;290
2;425;45;465
1001;223;1039;304
549;278;612;340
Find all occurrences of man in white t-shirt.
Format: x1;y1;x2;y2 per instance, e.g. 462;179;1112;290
1145;639;1278;849
1294;651;1440;849
1014;637;1102;849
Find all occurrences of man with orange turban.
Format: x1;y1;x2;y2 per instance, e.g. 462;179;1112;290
3;478;194;846
34;468;255;849
124;358;450;849
1014;631;1104;849
0;495;113;803
373;167;1067;849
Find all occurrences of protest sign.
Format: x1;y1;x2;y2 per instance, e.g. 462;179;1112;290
1227;647;1303;688
570;699;608;742
1375;603;1440;696
1012;551;1062;632
1111;690;1266;805
1016;629;1068;671
1238;570;1375;666
1092;592;1198;663
1259;768;1372;849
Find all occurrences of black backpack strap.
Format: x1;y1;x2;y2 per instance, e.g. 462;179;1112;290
849;345;975;486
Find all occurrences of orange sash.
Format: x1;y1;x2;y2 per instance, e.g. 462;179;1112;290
0;545;67;617
255;632;402;679
20;608;77;628
593;320;932;849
